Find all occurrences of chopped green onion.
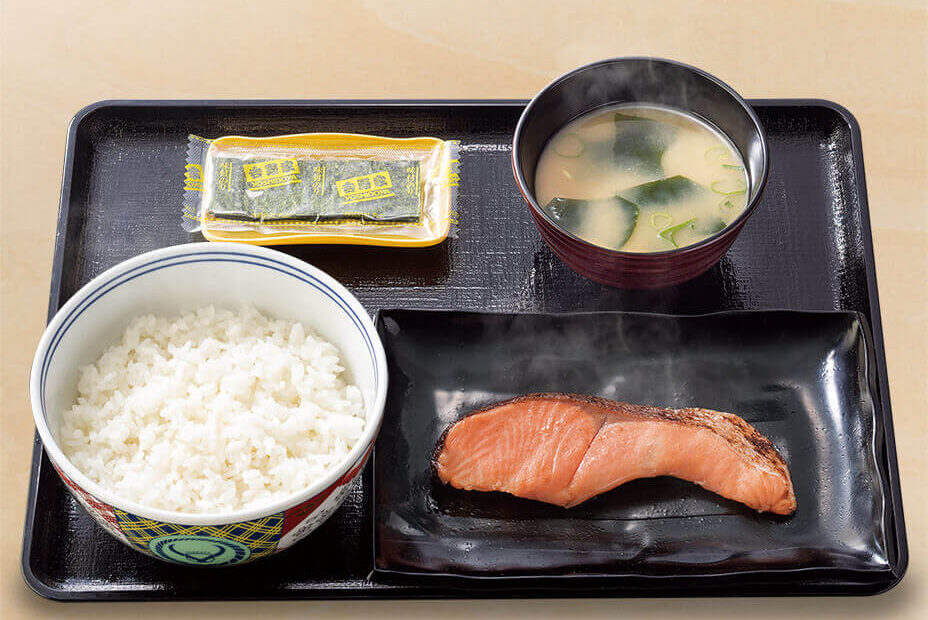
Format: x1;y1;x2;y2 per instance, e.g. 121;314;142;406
722;164;743;170
650;212;672;229
700;217;727;235
553;133;584;158
718;197;738;212
711;179;747;195
704;146;729;162
659;218;696;247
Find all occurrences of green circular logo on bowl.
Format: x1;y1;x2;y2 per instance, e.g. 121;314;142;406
149;534;251;566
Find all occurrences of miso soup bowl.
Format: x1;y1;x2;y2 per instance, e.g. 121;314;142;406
513;57;769;289
29;242;387;566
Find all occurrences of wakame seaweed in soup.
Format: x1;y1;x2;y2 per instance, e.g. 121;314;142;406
536;105;749;252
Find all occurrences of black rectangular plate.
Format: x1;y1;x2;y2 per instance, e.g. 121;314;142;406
374;309;888;584
23;100;906;599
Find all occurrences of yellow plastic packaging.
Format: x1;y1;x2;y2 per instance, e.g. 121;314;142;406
183;133;460;247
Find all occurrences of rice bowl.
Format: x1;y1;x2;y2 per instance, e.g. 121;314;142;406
30;243;387;565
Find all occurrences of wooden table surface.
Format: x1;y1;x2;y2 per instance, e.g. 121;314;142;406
1;1;925;617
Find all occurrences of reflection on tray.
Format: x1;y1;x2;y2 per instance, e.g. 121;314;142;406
284;242;452;287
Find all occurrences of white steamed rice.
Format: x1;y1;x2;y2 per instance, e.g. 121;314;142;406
57;305;366;514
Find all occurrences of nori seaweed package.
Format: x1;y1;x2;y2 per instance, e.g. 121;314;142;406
183;133;459;246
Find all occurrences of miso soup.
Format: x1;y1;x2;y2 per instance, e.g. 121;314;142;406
535;105;749;253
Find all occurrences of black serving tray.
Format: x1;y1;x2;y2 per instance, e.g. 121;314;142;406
22;100;906;599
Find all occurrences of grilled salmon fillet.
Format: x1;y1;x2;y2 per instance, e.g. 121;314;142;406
433;393;796;515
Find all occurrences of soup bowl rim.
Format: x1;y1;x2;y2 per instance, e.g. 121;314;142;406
512;55;770;258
